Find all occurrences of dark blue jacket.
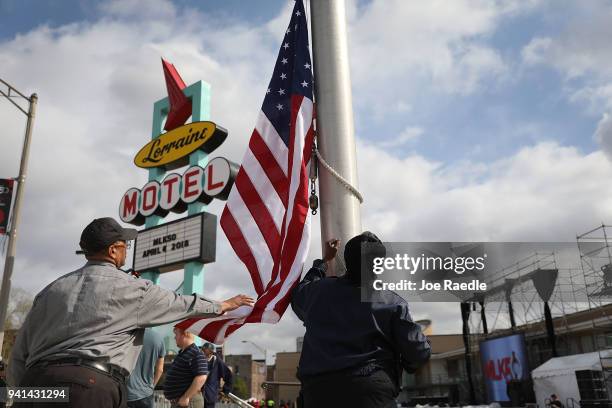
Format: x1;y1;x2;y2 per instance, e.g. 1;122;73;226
291;260;431;378
202;354;232;403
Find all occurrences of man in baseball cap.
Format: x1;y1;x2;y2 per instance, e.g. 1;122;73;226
79;217;138;259
75;217;138;270
9;217;254;408
200;342;233;407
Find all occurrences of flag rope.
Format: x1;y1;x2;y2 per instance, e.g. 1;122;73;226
313;146;363;203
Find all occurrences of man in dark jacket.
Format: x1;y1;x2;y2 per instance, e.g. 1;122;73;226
291;232;431;408
200;342;232;407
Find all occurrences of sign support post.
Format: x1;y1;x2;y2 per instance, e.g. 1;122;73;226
184;81;211;296
118;62;235;350
140;80;211;295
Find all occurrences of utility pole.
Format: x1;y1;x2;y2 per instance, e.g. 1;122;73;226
0;78;38;354
310;0;362;276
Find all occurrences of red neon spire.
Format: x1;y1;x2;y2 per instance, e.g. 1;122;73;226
161;58;192;131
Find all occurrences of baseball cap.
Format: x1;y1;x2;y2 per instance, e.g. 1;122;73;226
79;217;138;254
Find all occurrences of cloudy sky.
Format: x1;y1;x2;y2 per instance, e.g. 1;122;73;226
2;0;612;359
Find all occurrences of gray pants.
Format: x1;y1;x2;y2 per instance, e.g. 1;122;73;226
16;364;127;408
170;393;204;408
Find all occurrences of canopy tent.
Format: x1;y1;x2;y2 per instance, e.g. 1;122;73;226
531;350;612;407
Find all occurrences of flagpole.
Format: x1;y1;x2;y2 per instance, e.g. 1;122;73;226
310;0;361;276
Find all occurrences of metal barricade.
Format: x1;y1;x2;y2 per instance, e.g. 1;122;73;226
153;390;172;408
152;390;248;408
225;392;253;407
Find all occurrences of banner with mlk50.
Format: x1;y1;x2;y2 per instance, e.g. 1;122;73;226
480;334;529;402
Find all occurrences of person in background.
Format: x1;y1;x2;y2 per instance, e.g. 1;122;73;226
291;232;431;408
127;329;165;407
200;342;233;407
0;361;7;408
164;328;207;407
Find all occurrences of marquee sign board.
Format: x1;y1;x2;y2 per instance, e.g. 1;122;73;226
118;60;232;284
134;121;228;170
0;179;14;235
133;212;216;273
119;157;238;225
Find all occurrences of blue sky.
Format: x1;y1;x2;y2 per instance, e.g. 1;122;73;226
3;0;612;355
0;0;286;39
1;0;603;164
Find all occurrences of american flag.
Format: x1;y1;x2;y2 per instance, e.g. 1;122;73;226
177;0;314;343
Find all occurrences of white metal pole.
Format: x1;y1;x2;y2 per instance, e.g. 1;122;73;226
310;0;361;276
0;93;38;354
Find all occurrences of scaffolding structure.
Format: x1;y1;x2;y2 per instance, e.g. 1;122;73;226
412;228;612;403
452;237;611;404
458;226;612;403
577;224;612;406
578;225;612;320
468;251;585;348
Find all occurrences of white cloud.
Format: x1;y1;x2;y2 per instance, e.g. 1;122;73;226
519;2;612;155
380;126;423;148
521;36;552;65
98;0;177;20
348;0;518;100
394;101;412;113
520;2;612;80
358;141;612;242
571;84;612;114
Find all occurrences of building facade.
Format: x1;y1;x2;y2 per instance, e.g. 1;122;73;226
225;354;267;401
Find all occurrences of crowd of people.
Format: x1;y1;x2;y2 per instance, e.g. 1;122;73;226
5;218;431;408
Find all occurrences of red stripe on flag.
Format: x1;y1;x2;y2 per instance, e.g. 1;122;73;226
247;96;311;322
235;171;281;256
224;322;244;338
303;126;315;165
175;317;200;331
250;130;289;206
264;95;303;287
276;112;310;281
220;207;265;295
273;277;301;316
272;145;312;315
201;318;234;343
266;126;315;317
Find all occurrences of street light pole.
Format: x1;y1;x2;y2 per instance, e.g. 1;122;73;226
0;78;38;355
241;340;268;364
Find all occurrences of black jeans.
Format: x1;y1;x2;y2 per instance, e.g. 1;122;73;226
300;368;397;408
15;364;127;408
127;395;154;408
